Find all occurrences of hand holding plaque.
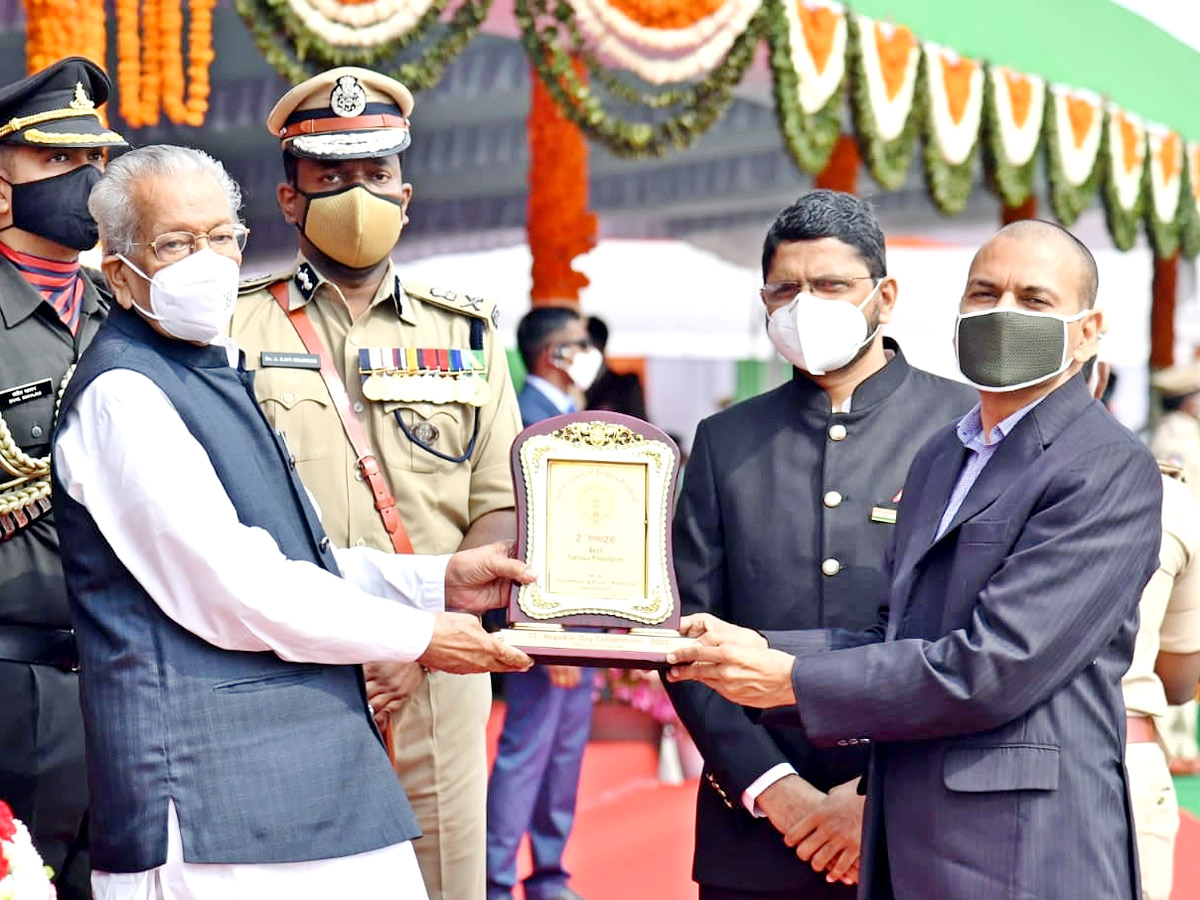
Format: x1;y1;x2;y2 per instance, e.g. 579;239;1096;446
496;412;693;667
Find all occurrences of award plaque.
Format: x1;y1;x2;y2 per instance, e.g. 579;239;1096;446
497;411;692;667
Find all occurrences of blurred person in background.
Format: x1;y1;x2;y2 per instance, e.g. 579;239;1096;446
584;315;647;420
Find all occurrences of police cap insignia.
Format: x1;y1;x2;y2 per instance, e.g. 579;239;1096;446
330;75;367;118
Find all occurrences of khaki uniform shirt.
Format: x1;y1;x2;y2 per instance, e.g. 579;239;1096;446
1122;472;1200;719
1151;411;1200;505
230;256;521;555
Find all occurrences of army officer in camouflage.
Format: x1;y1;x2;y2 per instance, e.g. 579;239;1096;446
231;68;522;900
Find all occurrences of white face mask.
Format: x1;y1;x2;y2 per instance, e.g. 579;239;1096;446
766;282;882;376
119;249;240;345
561;346;603;390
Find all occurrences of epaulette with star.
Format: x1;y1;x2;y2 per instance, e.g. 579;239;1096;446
403;281;501;329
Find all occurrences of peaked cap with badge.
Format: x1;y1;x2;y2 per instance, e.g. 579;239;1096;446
0;56;126;148
1152;360;1200;399
267;67;414;161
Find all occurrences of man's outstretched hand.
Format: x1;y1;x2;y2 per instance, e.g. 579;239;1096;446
666;639;797;708
418;612;533;674
444;540;535;614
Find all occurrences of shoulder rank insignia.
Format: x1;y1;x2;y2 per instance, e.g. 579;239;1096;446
358;346;490;407
238;270;292;296
403;280;499;328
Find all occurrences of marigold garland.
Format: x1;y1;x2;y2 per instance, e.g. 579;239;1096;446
922;44;983;215
1099;106;1146;252
1181;144;1200;259
1145;128;1184;259
1045;86;1103;227
527;55;596;305
113;0;215;127
769;0;845;175
982;67;1044;208
849;14;922;190
24;0;106;75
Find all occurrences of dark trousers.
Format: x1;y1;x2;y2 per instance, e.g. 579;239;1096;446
486;667;593;900
0;663;89;900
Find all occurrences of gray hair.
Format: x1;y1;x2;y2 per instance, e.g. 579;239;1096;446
88;145;243;257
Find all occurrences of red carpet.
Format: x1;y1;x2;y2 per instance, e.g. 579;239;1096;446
487;702;697;900
487;703;1200;900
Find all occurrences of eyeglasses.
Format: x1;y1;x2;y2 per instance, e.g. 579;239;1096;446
760;276;877;306
555;339;593;352
133;224;250;263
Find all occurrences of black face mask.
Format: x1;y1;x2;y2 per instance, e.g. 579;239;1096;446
5;164;102;251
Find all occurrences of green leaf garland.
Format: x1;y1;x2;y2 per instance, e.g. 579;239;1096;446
848;16;921;191
1098;113;1145;252
517;0;765;159
1044;93;1100;227
236;0;492;88
981;68;1037;208
1180;146;1200;259
766;0;842;175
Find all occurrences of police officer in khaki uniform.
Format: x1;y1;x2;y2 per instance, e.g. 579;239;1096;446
0;58;127;900
231;68;521;900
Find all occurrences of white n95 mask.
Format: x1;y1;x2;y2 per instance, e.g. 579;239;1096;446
119;248;240;345
564;347;603;390
767;282;882;376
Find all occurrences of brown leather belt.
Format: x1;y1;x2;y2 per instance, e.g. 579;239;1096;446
0;624;78;671
1127;715;1157;744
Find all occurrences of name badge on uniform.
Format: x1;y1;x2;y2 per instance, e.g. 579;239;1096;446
261;351;321;370
0;378;53;410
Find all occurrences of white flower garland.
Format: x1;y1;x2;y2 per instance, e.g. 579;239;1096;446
1146;126;1183;225
923;42;982;167
0;816;54;900
1106;105;1146;212
855;14;919;143
283;0;437;46
780;0;846;115
1050;85;1103;188
571;0;761;85
989;66;1044;168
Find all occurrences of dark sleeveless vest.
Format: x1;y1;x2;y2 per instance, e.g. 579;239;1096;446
52;306;419;872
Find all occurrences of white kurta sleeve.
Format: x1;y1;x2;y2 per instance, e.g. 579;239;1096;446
54;368;440;664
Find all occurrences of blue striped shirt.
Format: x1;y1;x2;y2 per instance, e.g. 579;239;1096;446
935;397;1046;540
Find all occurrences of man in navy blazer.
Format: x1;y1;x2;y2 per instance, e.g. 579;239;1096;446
667;220;1162;900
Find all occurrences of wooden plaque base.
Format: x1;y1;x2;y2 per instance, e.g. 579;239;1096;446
496;626;693;669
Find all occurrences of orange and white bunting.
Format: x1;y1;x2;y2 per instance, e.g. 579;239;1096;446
1106;105;1146;212
780;0;847;114
989;66;1045;168
923;43;983;166
285;0;440;45
572;0;762;85
1146;127;1183;224
855;15;920;142
1050;85;1103;187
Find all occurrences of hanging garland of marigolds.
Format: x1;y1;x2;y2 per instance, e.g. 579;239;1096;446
517;0;766;158
1144;128;1184;259
236;0;491;88
114;0;216;127
920;43;984;215
848;14;922;190
1044;85;1103;227
1181;144;1200;259
768;0;846;175
1098;105;1147;251
981;67;1044;209
24;0;107;75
